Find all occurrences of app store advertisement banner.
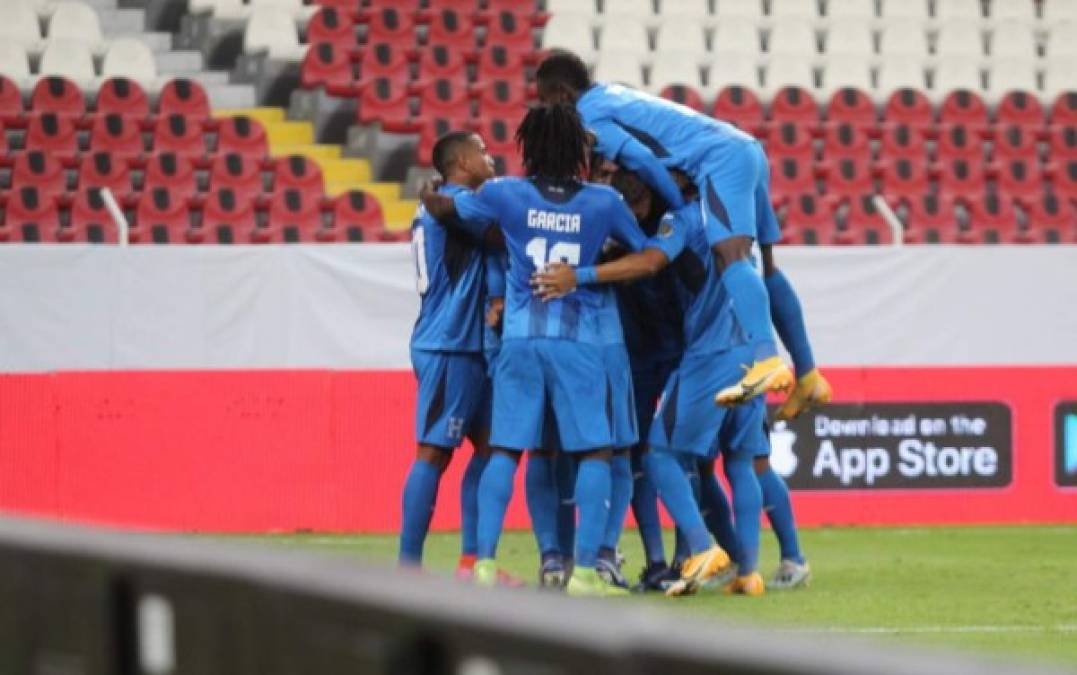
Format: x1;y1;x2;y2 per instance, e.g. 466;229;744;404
1057;402;1077;488
768;403;1013;490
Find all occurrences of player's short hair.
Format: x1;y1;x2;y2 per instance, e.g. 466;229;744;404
610;169;650;209
515;103;589;179
536;49;592;96
431;131;475;178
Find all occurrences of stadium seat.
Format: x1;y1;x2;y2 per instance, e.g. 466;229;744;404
826;87;877;130
936;21;983;59
988;21;1036;61
547;0;595;15
712;85;764;133
1048;125;1077;160
767;120;814;159
1025;192;1077;243
769;0;819;20
483;11;537;54
878;122;928;160
781;192;836;245
935;0;982;22
359;42;411;84
101;39;158;91
881;88;934;131
936;124;985;162
594;51;645;89
416;116;467;167
659;84;707;112
878;20;928;57
837;194;892;245
706;53;760;93
600;0;654;22
158;79;212;121
209;152;265;199
62;187;119;243
216;116;269;158
597;16;649;54
823;19;874;58
655;17;708;58
132;187;192;244
769;86;819;126
1051;92;1077;126
826;0;876;21
1049;157;1077;198
416;45;469;84
95;78;151;121
250;0;319;21
485;0;538;15
476;46;528;81
152;114;208;160
307;7;357;51
540;13;596;63
993;124;1039;161
768;156;816;198
301;42;357;94
965;192;1020;244
273;154;325;194
938;90;989;134
822;156;874;196
660;0;712;21
142;152;197;195
1042;58;1077;102
1044;21;1077;60
712;16;760;55
10;150;67;196
986;60;1039;105
260;188;324;242
200;188;258;244
902;193;960;243
88;113;145;161
820;61;872;100
878;156;929;198
996;90;1045;130
822;122;872;160
994;156;1043;201
0;77;25;126
47;1;103;50
77;152;133;195
767;18;817;57
38;42;96;90
933;58;985;103
989;0;1035;23
473;78;529;120
245;7;308;61
356;77;413;130
715;0;763;20
189;0;248;19
24;112;79;161
426;8;476;47
29;77;85;121
937;157;987;199
0;186;59;243
879;0;929;22
876;58;926;101
0;49;31;95
0;3;42;52
1044;0;1077;23
417;79;472;120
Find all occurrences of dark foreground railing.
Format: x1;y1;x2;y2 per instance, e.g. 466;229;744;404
0;516;1067;675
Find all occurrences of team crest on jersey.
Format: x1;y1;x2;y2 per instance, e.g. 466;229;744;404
658;219;674;238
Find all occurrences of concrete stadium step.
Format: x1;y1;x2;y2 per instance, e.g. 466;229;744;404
99;8;147;35
205;84;257;109
321;158;371;185
353;182;400;205
266;121;314;146
109;32;173;53
215;107;286;125
156;51;205;74
383;200;418;230
272;143;340;162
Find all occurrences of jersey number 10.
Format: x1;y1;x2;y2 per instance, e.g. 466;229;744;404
526;237;581;270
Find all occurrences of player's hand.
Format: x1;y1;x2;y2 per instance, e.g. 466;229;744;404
531;263;576;301
486;297;504;329
417;178;444;202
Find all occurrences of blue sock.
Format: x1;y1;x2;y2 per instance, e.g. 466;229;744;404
765;268;816;375
698;466;739;563
476;452;518;560
574;457;611;568
602;452;633;550
399;458;441;564
759;466;805;564
459;451;488;557
724;455;762;575
525;453;560;556
642;451;712;555
630;454;666;564
555;453;577;558
722;259;777;361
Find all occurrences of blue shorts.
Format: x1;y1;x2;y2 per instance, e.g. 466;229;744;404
411;347;488;449
699;141;781;247
604;345;640;450
648;345;770;459
491;338;637;452
630;355;680;449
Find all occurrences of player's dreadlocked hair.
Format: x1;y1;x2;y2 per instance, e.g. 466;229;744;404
515;103;590;179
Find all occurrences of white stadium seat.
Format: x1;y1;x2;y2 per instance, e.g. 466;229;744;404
821;58;873;98
988;0;1036;23
715;0;763;19
1045;22;1077;60
826;0;877;21
599;0;655;21
101;38;158;90
10;0;55;19
768;17;817;55
713;16;761;54
879;20;929;56
986;59;1039;102
655;16;708;57
935;0;983;22
244;7;308;60
1043;0;1077;23
769;0;820;20
48;2;103;50
39;41;96;88
659;0;712;20
932;57;984;101
936;20;984;58
547;0;597;16
1042;57;1077;100
876;56;927;98
249;0;318;22
189;0;249;20
648;52;706;92
989;20;1037;60
824;18;874;56
0;44;32;86
707;52;761;93
540;13;597;62
879;0;930;22
765;54;816;95
0;3;43;51
597;15;650;54
594;50;645;89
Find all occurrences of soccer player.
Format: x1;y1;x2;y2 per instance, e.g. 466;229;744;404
535;49;793;406
419;103;729;596
399;131;499;572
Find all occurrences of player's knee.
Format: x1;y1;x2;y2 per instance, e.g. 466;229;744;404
711;236;754;270
416;444;453;471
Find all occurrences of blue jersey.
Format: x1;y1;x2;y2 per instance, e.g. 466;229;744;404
647;201;751;357
483;249;507;361
454;176;647;345
578;83;755;186
616;269;685;366
410;183;489;353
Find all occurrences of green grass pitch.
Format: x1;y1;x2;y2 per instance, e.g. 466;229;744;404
241;526;1077;666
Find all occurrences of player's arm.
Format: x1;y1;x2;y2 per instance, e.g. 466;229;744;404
484;251;506;329
591;120;685;210
417;182;501;246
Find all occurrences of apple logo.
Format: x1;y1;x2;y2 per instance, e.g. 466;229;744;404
769;420;798;478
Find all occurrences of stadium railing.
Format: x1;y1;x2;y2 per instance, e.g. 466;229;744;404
0;515;1062;675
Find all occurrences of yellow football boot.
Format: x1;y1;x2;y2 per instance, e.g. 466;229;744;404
723;571;766;597
714;356;794;407
664;545;731;597
775;369;833;420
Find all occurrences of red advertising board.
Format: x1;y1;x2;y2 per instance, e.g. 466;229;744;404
1;367;1075;532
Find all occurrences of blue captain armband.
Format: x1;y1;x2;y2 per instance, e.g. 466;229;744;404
575;266;598;286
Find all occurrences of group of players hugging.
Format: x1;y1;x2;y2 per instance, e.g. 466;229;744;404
399;49;832;597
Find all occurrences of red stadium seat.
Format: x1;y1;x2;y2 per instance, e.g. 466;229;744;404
878;122;928;160
769;156;816;199
209;152;265;199
826;87;877;130
491;151;524;176
993;124;1039;161
1049;92;1077;127
474;78;529;121
1048;125;1077;161
0;187;59;242
95;78;151;121
712;86;764;135
0;75;24;126
882;88;934;131
301;43;357;95
216;116;269;159
10;150;67;196
365;7;417;47
1025;192;1077;243
822;157;874;196
995;91;1044;130
837;194;892;245
994;157;1043;201
153;114;208;160
426;0;481;12
157;79;211;121
273;154;325;194
417;44;470;83
902;193;960;244
418;78;472;119
260;188;324;242
24;113;80;162
200;188;258;244
1048;158;1077;199
88;113;145;161
767;121;814;159
659;85;706;113
769;86;820;128
965;193;1020;244
426;8;476;47
483;10;535;53
29;77;85;121
936;124;984;162
331;189;386;241
78;152;133;195
780;192;835;245
939;89;989;134
357;77;414;130
475;46;527;81
822;122;872;160
61;188;119;243
313;0;361;13
937;158;987;199
878;157;929;199
359;42;411;84
132;187;193;244
307;7;356;51
142;152;198;196
485;0;536;15
471;116;517;157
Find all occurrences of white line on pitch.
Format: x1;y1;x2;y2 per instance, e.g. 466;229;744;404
779;625;1077;635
